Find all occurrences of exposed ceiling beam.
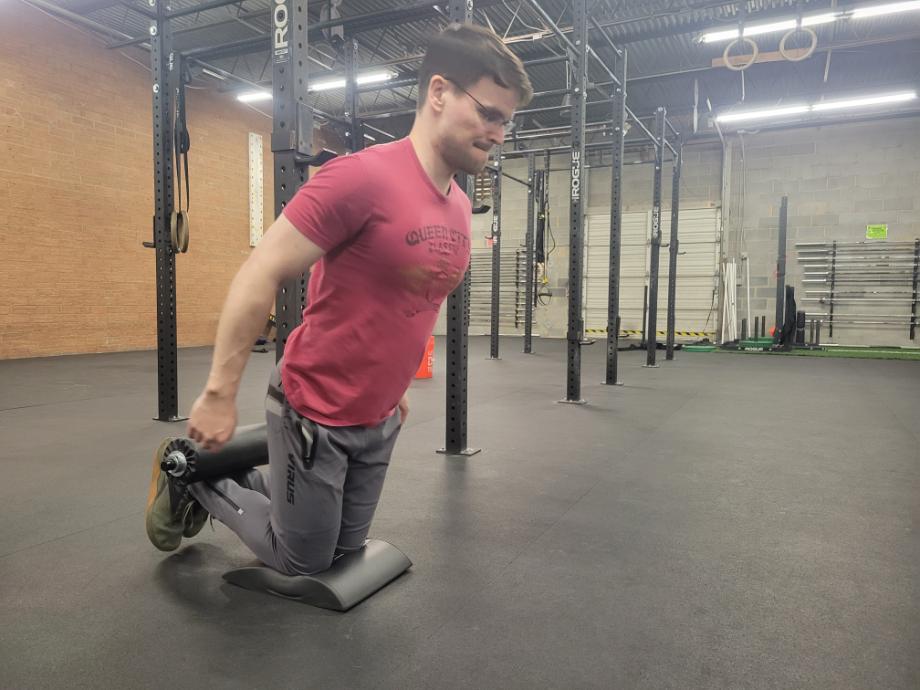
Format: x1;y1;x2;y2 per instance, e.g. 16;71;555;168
162;0;506;63
64;0;124;14
21;0;133;40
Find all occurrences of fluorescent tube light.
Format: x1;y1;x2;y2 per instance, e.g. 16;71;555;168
701;13;839;43
716;105;810;123
812;91;917;111
699;0;920;44
356;71;394;86
851;1;920;19
310;78;347;92
237;91;271;103
201;67;226;80
310;71;394;92
716;91;918;123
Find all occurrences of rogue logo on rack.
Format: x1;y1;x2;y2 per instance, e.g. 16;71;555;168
571;150;581;202
273;0;290;64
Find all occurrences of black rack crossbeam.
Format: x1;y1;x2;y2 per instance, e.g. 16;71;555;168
485;165;531;188
525;0;577;55
501;139;651;158
515;98;613;117
167;0;245;19
531;87;571;99
665;116;679;138
625;106;657;145
523;54;571;68
589;16;623;58
662;137;678;157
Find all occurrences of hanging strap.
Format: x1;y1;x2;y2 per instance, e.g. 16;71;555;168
170;73;191;253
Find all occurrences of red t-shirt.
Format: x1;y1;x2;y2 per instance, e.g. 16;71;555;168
280;138;471;427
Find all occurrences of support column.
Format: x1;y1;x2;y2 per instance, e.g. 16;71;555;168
523;154;536;353
272;0;312;360
439;0;479;456
644;107;666;368
150;1;183;422
666;139;682;361
774;196;788;344
344;37;364;153
489;154;502;359
604;48;626;386
561;0;588;404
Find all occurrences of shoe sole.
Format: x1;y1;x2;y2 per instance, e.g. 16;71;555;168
146;437;177;551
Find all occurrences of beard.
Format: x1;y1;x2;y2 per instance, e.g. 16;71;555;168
441;131;492;175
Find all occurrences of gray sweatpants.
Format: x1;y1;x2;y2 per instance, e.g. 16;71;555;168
188;363;402;575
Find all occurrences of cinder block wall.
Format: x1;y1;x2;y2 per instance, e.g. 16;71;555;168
722;116;920;347
0;2;335;359
437;116;920;349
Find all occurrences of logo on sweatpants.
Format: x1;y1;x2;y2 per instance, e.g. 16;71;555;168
286;454;296;505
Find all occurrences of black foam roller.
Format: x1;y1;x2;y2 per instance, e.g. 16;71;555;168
163;423;269;483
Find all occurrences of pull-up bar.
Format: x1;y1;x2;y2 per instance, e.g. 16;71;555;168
485;165;532;189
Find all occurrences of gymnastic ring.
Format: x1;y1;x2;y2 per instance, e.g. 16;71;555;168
723;37;759;72
780;26;817;62
170;210;190;253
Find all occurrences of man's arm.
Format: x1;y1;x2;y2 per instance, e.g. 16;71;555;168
187;214;325;450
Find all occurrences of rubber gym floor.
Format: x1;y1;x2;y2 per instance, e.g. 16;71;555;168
1;336;918;689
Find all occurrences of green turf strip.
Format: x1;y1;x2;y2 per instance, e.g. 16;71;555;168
718;347;920;361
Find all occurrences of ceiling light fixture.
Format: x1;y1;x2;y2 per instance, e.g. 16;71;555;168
236;90;271;103
700;1;920;43
309;70;394;92
811;91;918;111
701;13;838;43
716;91;918;123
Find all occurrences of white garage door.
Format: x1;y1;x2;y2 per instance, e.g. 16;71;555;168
583;207;720;339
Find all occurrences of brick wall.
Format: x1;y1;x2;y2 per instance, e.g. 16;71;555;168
0;2;334;359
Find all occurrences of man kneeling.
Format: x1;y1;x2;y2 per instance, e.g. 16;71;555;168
145;24;533;575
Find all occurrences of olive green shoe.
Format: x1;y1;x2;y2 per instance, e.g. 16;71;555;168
183;501;210;539
145;438;195;552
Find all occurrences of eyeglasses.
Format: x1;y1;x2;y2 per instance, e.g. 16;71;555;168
444;77;516;135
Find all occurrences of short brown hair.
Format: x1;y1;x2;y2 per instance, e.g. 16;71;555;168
417;23;533;110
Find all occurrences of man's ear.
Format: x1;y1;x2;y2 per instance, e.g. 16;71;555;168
427;75;450;114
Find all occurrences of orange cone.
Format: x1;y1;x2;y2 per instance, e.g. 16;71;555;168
414;335;435;379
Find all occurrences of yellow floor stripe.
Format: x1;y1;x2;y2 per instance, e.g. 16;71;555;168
584;328;714;337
